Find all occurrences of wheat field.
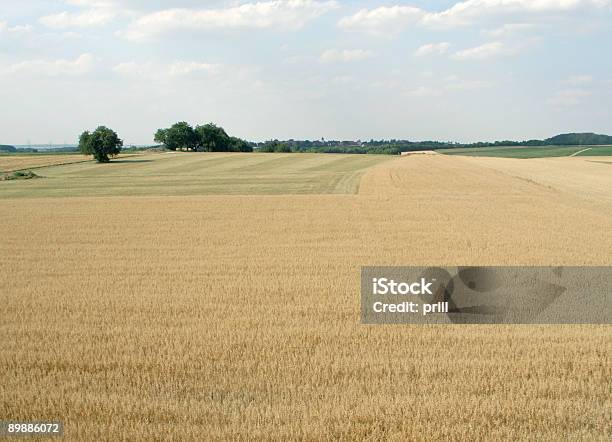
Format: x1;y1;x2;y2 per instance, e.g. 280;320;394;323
1;153;611;440
0;154;91;173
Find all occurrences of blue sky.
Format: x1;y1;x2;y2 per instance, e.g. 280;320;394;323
1;0;611;144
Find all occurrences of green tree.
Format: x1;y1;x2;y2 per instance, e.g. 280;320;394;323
228;136;253;152
195;123;230;152
259;140;291;153
154;122;198;151
79;126;123;163
276;143;292;153
153;129;168;146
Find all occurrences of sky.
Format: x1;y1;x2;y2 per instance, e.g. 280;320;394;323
1;0;611;145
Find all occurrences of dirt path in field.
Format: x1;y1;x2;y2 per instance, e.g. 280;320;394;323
400;150;439;156
569;148;592;157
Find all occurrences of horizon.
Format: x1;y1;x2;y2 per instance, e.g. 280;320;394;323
4;130;612;148
1;1;611;144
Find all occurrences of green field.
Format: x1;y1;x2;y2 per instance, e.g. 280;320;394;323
0;152;394;199
574;146;612;156
436;145;612;158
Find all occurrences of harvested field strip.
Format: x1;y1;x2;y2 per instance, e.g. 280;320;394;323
0;153;145;173
0;155;91;173
0;153;394;199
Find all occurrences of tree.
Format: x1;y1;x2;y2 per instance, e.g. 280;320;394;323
154;121;253;153
79;126;123;163
153;129;168;146
259;140;291;153
276;143;292;153
228;136;253;152
154;122;198;151
195;123;230;152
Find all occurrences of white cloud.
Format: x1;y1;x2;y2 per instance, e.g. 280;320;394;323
563;74;593;85
330;75;357;86
66;0;117;6
338;6;424;33
112;61;154;77
453;42;506;60
319;49;373;63
402;76;493;98
282;54;316;64
404;86;442;97
113;61;224;78
548;88;592;106
483;23;535;37
445;78;494;90
124;0;338;40
339;1;611;33
169;62;222;76
414;42;451;57
39;0;124;29
423;0;610;27
0;21;33;33
40;9;116;28
2;54;94;76
451;37;539;61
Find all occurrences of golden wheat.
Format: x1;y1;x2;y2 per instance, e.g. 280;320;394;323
1;154;611;441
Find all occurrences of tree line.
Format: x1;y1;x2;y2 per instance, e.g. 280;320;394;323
258;132;612;155
78;122;253;162
154;122;252;152
76;126;612;163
